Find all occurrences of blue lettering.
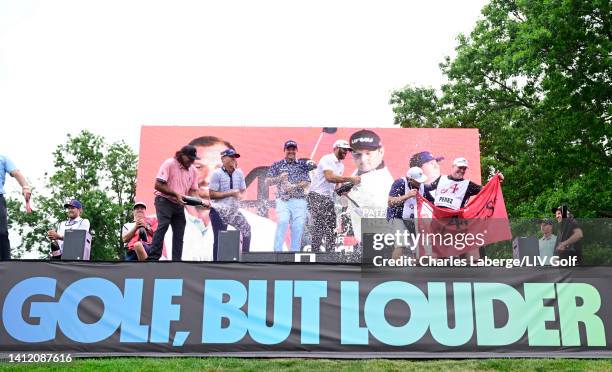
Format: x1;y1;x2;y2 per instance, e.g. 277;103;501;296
247;280;293;344
2;277;58;342
340;281;368;345
150;279;183;343
364;281;429;346
294;281;327;344
202;280;248;343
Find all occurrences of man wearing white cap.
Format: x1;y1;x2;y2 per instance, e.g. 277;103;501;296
122;202;158;261
387;167;429;257
426;157;504;260
426;157;504;210
307;140;361;252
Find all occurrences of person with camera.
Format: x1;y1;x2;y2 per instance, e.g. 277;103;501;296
553;205;583;265
47;199;90;259
307;140;360;253
209;148;251;260
122;202;158;261
266;140;311;252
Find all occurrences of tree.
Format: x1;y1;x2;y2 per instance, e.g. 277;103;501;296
7;130;137;259
390;0;611;218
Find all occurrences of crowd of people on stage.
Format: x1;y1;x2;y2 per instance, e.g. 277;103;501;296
0;129;584;264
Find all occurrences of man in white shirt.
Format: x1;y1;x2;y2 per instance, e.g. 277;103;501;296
538;218;556;265
307;140;360;252
47;199;90;259
346;129;394;243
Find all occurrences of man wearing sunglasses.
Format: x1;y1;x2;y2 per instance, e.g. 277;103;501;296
47;199;90;259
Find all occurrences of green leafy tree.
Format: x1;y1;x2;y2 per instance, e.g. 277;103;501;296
7;130;137;259
390;0;611;218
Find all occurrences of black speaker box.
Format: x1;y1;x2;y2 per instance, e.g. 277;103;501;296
218;230;240;262
512;236;539;260
62;230;92;260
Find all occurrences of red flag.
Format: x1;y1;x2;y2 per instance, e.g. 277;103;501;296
416;174;511;257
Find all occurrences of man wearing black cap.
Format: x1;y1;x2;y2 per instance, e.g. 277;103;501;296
149;145;209;261
47;199;90;259
266;140;311;252
552;205;583;265
346;129;394;243
209;148;251;259
409;151;444;185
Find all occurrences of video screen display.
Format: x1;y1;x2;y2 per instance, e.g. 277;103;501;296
135;126;480;260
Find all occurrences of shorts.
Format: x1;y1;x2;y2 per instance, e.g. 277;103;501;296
125;242;152;261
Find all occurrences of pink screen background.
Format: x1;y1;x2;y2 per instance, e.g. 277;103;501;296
135;126;481;213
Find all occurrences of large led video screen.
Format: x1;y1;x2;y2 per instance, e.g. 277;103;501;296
135;126;481;260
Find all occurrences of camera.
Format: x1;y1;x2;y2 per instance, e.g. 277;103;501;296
138;227;148;242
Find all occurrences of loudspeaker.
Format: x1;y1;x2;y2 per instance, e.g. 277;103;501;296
62;230;92;260
218;230;240;262
512;236;539;260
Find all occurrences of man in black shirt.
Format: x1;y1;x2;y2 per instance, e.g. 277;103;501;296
553;205;583;265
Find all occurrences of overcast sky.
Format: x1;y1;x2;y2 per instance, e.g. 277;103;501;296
1;0;486;194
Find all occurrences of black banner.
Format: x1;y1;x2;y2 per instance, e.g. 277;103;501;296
0;262;610;358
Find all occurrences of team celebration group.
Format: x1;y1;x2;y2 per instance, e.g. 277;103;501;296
1;129;584;263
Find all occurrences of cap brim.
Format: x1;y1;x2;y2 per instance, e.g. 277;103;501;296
352;145;380;150
416;176;428;183
63;203;72;208
435;156;444;161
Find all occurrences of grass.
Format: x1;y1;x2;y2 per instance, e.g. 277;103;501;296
2;358;612;371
